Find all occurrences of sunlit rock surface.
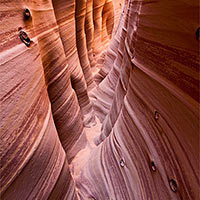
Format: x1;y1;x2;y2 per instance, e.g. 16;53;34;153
0;0;199;199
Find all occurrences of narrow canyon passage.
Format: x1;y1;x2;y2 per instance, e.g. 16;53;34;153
0;0;199;200
69;117;102;192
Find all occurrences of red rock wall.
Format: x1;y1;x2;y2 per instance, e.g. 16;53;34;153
0;1;78;198
52;0;96;127
0;0;124;198
0;0;199;199
79;0;199;199
31;0;85;162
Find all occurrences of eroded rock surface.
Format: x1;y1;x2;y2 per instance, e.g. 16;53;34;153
0;0;199;199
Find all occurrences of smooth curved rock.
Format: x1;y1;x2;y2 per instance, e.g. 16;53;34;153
94;0;127;84
76;0;199;199
85;0;97;68
52;0;96;127
1;0;199;199
0;1;78;198
31;0;85;162
90;1;129;121
75;0;96;91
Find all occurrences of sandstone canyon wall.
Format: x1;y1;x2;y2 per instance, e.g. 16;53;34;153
0;0;199;200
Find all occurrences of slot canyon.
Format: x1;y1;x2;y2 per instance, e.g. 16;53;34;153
0;0;199;199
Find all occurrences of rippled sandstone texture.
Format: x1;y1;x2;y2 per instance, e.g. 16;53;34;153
83;0;199;199
0;1;78;199
0;0;199;200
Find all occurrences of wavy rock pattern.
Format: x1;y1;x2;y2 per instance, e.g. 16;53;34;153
31;0;85;162
93;0;126;84
52;0;96;127
78;0;199;199
75;0;95;90
0;0;123;198
0;1;78;198
0;0;199;199
85;0;97;68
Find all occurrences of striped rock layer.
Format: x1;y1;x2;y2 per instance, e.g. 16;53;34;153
81;0;199;199
0;1;78;199
0;0;123;199
0;0;199;200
